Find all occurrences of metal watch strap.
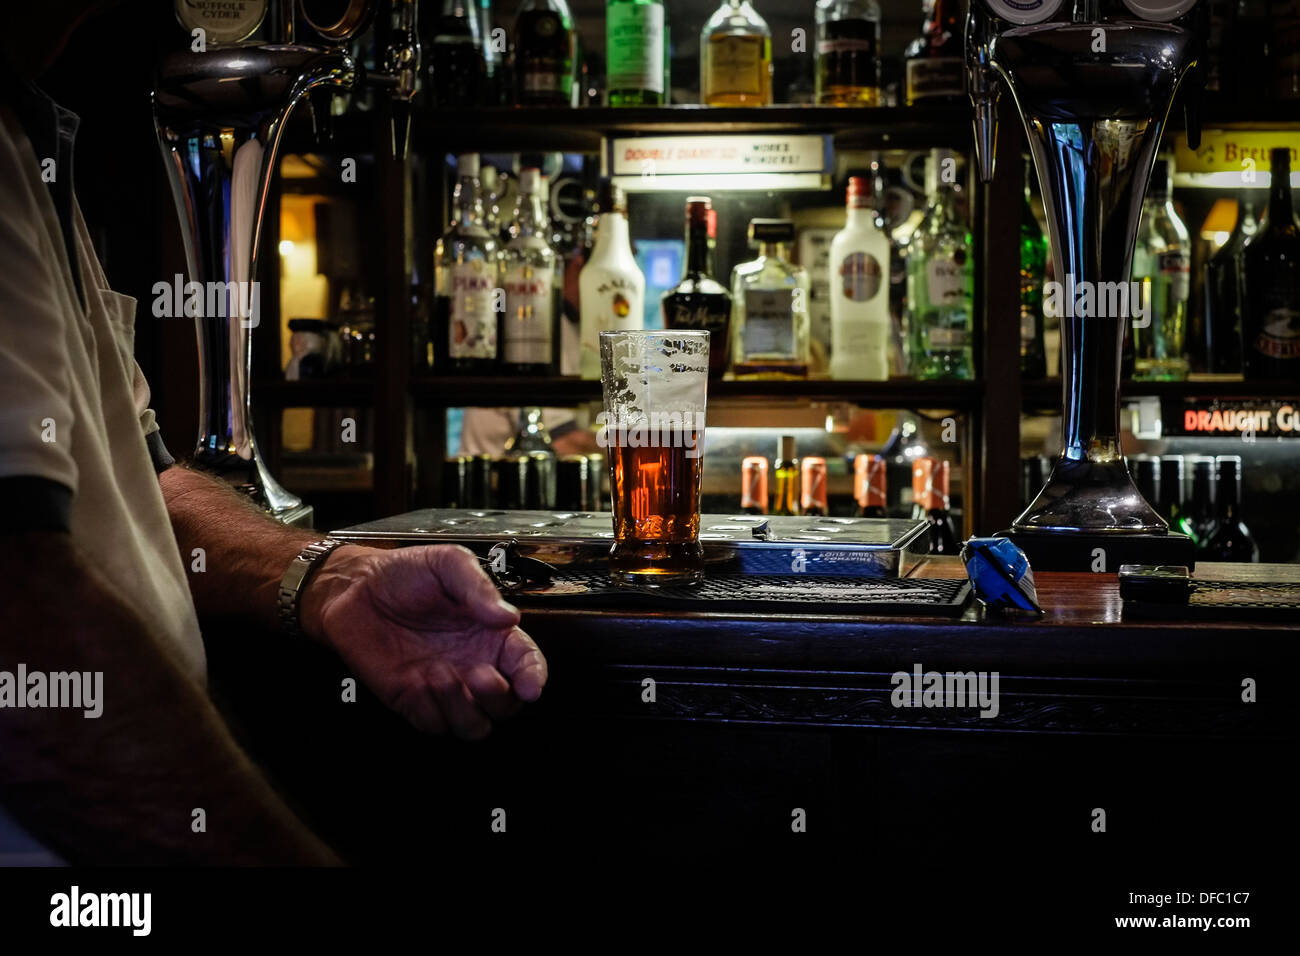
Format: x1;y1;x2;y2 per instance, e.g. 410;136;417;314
278;538;343;638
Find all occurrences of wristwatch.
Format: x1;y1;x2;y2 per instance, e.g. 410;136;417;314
278;538;344;638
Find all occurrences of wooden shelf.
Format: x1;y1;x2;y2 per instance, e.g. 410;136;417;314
1022;377;1300;408
415;104;972;153
411;375;982;409
253;379;375;408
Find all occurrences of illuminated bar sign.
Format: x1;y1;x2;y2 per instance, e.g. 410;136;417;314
1163;399;1300;438
607;134;831;193
1174;130;1300;173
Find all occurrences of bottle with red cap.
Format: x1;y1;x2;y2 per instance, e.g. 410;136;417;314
801;456;829;517
912;455;958;554
854;453;887;518
829;174;891;380
741;455;769;515
662;196;732;377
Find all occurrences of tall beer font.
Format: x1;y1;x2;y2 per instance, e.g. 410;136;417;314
154;0;418;524
966;0;1204;567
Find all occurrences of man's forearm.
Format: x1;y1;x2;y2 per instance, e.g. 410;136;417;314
0;534;338;864
159;465;361;639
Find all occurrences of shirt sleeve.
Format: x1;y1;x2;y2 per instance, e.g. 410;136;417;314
130;358;175;472
0;108;78;502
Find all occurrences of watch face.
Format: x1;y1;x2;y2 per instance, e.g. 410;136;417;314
1121;0;1200;21
982;0;1065;25
174;0;267;44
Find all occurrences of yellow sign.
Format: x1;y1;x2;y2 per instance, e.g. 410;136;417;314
1174;130;1300;174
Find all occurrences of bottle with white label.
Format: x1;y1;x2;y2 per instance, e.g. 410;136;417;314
434;153;502;373
905;148;974;380
606;0;667;106
730;219;811;379
501;168;558;376
829;174;891;380
579;181;645;379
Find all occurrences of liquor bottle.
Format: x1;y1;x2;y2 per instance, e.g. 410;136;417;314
514;0;575;106
730;219;812;379
505;406;554;454
854;453;887;518
1130;158;1191;381
1179;456;1219;548
1158;455;1184;527
902;0;964;107
801;457;828;516
1130;455;1161;514
815;0;882;106
479;165;506;240
579;181;645;379
1241;147;1300;379
607;0;667;106
434;154;501;373
1203;456;1261;562
829;175;891;381
479;0;502;104
741;455;768;514
772;436;800;516
1020;165;1048;379
905;149;974;380
502;168;558;375
701;1;773;107
427;0;488;107
1204;196;1257;374
661;197;732;377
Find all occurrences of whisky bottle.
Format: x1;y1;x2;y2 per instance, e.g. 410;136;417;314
513;0;575;106
902;0;964;106
434;153;501;372
501;168;558;375
607;0;667;106
730;220;811;379
772;435;800;516
815;0;881;106
829;174;891;381
578;181;645;379
661;197;732;377
701;0;773;107
1241;147;1300;379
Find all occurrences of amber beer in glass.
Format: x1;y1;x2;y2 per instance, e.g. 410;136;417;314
599;330;709;585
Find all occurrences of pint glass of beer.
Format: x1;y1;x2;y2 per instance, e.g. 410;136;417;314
598;330;709;586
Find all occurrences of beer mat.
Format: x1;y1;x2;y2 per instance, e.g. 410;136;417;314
509;572;971;617
1123;580;1300;623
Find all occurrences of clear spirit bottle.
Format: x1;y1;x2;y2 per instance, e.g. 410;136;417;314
501;168;558;375
701;0;772;107
730;219;811;379
1131;157;1190;381
905;149;974;380
829;174;891;380
434;153;501;373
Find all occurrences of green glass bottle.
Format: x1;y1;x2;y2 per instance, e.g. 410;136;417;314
1020;165;1048;379
607;0;667;105
905;149;974;380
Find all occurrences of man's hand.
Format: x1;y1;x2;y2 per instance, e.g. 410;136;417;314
300;544;548;740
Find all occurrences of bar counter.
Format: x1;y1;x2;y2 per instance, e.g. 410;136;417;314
206;558;1297;872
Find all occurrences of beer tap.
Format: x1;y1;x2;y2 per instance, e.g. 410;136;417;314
965;0;1207;566
154;1;418;524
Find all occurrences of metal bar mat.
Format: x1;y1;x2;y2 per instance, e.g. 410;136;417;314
1125;580;1300;623
510;572;971;618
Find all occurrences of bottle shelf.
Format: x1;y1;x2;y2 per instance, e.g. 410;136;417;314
410;375;983;409
1022;377;1300;408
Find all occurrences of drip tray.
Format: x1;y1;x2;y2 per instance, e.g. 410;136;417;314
510;571;971;617
1124;579;1300;623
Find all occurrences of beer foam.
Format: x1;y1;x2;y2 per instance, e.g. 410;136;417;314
600;331;709;422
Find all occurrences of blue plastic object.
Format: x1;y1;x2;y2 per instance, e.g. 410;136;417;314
961;536;1042;613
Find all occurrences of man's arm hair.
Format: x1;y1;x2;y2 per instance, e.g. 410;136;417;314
0;531;338;864
159;464;357;640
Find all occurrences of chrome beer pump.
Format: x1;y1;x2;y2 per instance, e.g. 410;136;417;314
967;0;1205;569
154;0;418;525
